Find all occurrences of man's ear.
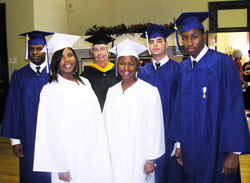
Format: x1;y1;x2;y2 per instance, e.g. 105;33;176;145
203;32;207;42
165;40;168;49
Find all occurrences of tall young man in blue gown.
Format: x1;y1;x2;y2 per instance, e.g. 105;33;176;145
138;24;184;183
172;12;250;183
1;30;53;183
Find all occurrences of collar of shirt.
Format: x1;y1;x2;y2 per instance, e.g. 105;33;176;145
190;45;208;63
152;54;169;70
30;61;47;73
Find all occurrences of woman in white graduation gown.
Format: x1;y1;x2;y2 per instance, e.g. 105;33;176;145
103;39;165;183
33;33;112;183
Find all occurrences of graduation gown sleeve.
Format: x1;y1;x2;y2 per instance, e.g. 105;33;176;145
218;54;250;153
33;83;70;172
145;86;165;159
1;70;21;138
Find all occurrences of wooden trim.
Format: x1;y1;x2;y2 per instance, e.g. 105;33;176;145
209;1;250;32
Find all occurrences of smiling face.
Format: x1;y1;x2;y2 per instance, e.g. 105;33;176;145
148;37;168;61
181;28;206;58
58;48;76;79
28;44;46;65
92;44;109;66
118;56;139;83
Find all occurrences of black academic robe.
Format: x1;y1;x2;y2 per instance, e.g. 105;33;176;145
80;65;120;111
138;59;184;183
170;49;250;183
1;65;51;183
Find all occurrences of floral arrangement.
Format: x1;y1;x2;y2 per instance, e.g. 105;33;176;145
85;23;175;36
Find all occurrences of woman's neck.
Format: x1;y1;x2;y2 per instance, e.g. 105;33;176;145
121;77;138;92
60;73;77;82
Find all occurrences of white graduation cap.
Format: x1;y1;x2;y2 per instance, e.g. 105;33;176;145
42;33;80;54
109;39;147;60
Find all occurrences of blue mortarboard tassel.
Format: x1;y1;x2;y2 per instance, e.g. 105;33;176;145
145;31;151;55
174;22;180;52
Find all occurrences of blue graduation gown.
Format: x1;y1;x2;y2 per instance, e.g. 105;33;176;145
1;65;51;183
171;49;250;183
138;59;184;183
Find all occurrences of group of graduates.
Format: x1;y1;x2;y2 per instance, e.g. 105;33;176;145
1;11;250;183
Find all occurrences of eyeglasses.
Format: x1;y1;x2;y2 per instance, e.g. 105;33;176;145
93;47;107;53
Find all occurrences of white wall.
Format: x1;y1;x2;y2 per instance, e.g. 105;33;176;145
0;0;34;75
34;0;67;33
0;0;68;76
217;32;249;63
67;0;238;36
0;0;245;76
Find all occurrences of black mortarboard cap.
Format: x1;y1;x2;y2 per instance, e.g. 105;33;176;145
85;32;114;45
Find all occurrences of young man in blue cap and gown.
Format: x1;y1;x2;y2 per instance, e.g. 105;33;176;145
0;30;53;183
138;24;184;183
171;12;250;183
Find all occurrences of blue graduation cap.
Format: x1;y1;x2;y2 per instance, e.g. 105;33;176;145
141;24;174;40
140;24;174;54
174;12;209;51
19;30;53;59
175;12;210;33
19;30;53;45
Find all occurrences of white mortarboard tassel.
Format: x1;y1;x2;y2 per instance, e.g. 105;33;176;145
25;34;29;60
145;31;151;55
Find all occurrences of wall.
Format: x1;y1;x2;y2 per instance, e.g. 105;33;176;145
0;0;67;78
67;0;238;36
0;0;243;77
34;0;67;33
0;0;34;76
217;32;249;63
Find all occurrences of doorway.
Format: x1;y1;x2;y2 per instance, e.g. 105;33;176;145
208;32;249;63
0;3;9;123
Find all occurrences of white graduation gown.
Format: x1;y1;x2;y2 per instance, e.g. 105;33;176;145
103;79;165;183
33;75;113;183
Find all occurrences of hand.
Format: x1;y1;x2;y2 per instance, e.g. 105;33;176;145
144;160;156;174
12;144;24;158
222;153;239;175
175;148;183;166
58;171;71;182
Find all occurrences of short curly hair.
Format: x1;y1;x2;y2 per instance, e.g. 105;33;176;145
232;49;242;59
